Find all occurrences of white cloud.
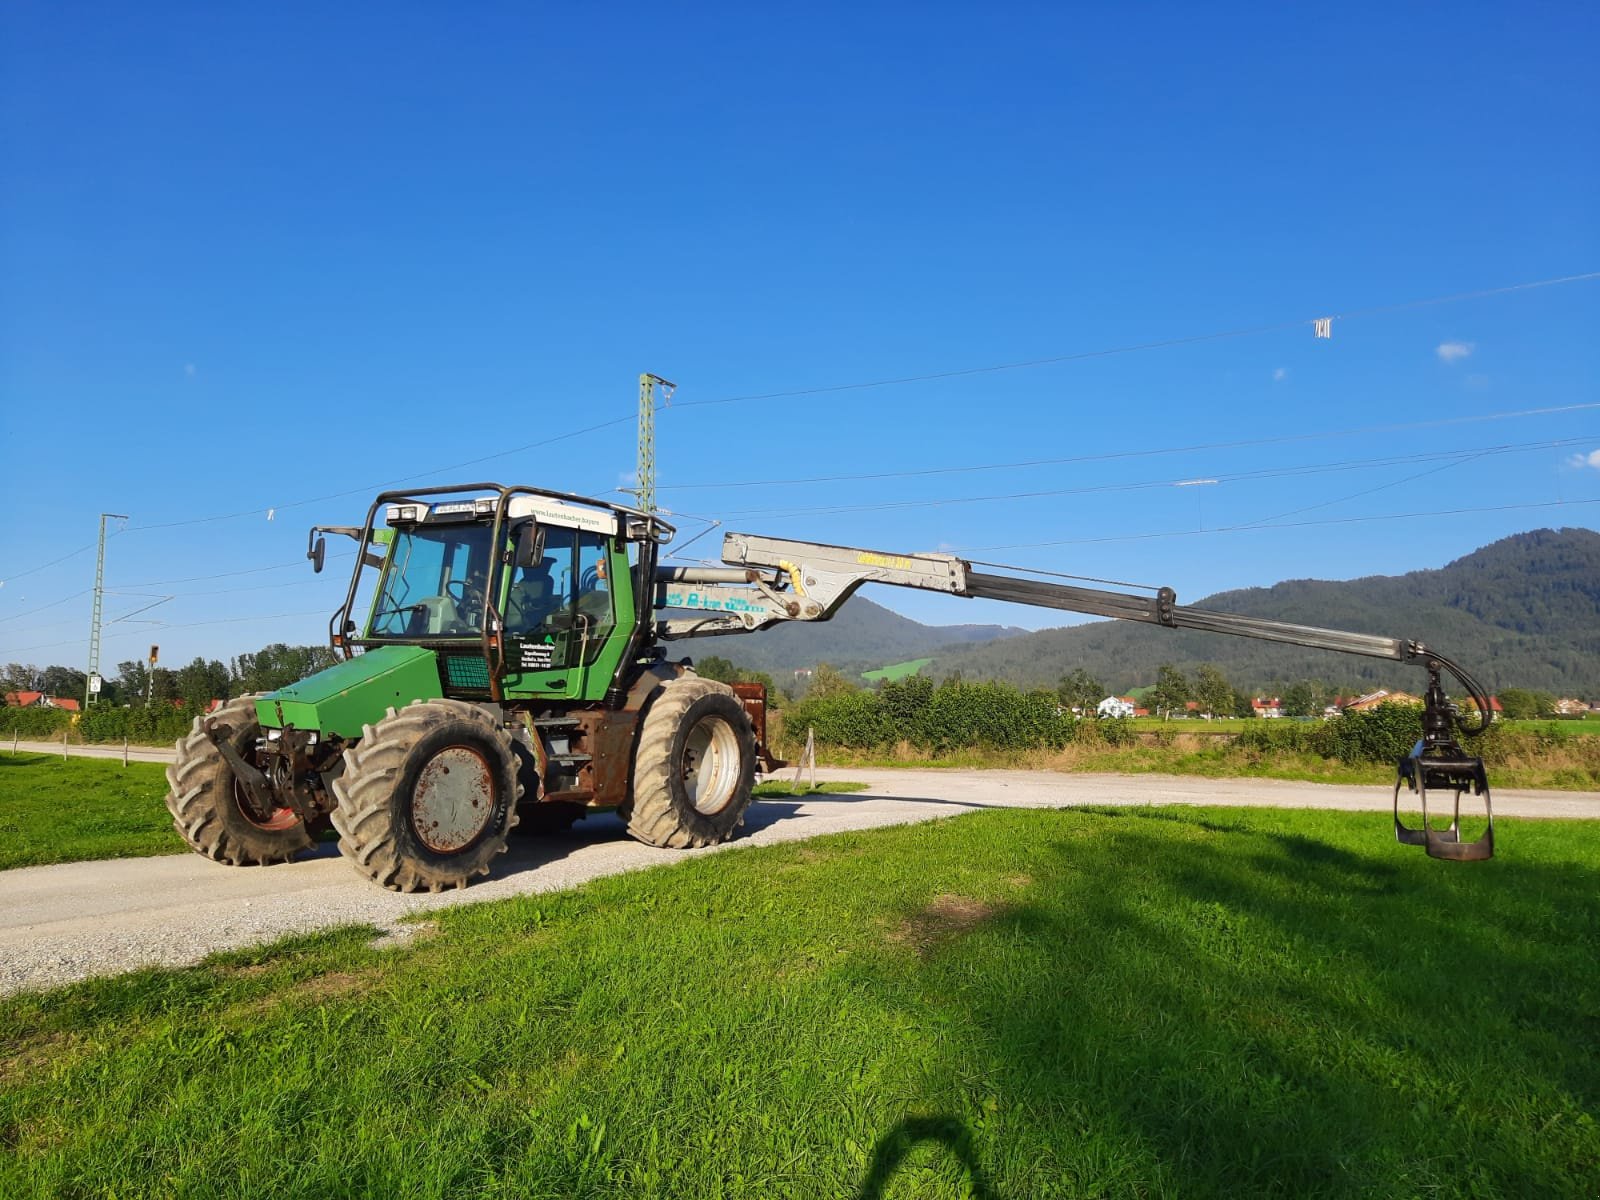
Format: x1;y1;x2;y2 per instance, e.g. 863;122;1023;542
1568;450;1600;470
1436;341;1474;363
1272;367;1287;382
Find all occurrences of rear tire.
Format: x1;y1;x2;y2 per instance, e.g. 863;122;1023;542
627;679;756;849
331;699;521;892
165;694;314;866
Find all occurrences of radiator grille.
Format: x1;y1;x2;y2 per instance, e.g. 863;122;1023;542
441;655;491;692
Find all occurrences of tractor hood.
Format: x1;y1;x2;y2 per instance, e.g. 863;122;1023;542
255;645;443;738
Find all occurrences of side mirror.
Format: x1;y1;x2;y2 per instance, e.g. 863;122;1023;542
310;535;327;574
515;522;546;568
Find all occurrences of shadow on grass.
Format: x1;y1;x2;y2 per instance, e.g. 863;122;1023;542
856;1115;996;1200
872;806;1600;1197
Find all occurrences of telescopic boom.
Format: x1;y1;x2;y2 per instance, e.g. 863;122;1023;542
654;531;1495;861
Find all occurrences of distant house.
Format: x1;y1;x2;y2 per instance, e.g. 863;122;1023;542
1097;696;1135;719
1555;698;1591;716
1342;689;1423;712
1251;697;1284;719
5;692;81;712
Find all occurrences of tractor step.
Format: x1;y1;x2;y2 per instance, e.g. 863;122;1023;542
531;715;584;729
547;752;592;766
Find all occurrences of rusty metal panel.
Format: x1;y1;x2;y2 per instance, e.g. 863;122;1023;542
575;708;639;808
730;682;785;771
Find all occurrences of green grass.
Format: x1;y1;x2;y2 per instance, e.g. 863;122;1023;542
0;753;183;869
861;658;934;683
1501;718;1600;737
3;805;1597;1198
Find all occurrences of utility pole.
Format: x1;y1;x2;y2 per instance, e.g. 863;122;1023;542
86;512;129;707
635;373;675;514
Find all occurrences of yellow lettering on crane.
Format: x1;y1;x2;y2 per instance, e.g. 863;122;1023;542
857;551;914;571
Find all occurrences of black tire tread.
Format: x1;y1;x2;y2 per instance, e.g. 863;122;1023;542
164;694;313;866
627;678;754;849
331;698;521;892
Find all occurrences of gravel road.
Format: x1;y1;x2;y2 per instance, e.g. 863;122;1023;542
2;751;1593;997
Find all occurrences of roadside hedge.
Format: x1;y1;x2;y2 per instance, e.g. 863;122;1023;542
0;706;74;740
781;683;1532;769
0;703;196;746
784;676;1083;755
76;705;196;745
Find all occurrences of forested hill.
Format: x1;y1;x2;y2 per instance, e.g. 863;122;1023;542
687;593;1027;678
926;527;1600;696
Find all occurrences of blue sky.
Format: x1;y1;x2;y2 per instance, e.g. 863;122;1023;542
2;2;1597;675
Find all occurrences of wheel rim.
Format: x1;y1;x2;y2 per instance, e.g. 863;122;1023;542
412;745;497;852
682;715;741;815
231;776;300;831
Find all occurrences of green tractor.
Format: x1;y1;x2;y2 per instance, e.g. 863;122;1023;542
165;484;773;891
167;481;1500;887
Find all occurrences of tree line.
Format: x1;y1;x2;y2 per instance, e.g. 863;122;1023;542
1;644;342;713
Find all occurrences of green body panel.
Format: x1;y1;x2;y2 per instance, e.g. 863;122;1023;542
256;644;442;737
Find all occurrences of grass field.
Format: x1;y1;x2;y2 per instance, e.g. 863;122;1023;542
0;754;182;869
3;805;1597;1198
861;658;934;683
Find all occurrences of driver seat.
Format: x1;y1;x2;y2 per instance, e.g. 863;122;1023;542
414;595;464;635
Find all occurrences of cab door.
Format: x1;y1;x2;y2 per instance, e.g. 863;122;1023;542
501;526;620;699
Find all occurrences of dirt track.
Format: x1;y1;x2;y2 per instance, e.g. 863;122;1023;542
1;760;1593;997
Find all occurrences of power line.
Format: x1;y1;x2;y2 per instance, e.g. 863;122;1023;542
958;497;1600;555
0;553;355;635
119;417;638;534
0;543;97;589
0;589;93;627
22;269;1590;550
713;436;1596;521
669;271;1600;410
653;402;1600;492
1230;452;1494;531
0;609;332;659
114;552;353;590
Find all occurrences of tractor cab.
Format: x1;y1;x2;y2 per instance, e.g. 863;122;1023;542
290;485;674;734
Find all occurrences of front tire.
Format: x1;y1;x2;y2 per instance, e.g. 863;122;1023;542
627;679;757;849
165;694;314;866
331;699;521;892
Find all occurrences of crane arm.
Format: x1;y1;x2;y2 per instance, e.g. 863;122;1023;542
655;531;1495;861
664;532;1430;672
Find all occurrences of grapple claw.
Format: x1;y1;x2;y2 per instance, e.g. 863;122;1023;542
1394;746;1493;861
1392;658;1494;861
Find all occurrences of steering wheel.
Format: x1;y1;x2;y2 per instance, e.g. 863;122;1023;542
445;579;484;610
580;565;600;592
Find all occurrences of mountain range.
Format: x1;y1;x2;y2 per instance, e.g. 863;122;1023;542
709;528;1600;697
